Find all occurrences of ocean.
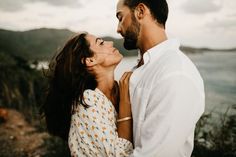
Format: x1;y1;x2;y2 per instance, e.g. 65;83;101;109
115;51;236;115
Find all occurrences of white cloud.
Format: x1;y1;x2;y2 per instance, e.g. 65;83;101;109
0;0;28;12
166;0;236;48
0;0;82;12
206;18;236;30
0;0;235;48
38;0;81;7
181;0;223;14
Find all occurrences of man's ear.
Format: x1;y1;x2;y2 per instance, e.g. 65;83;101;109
134;3;146;20
85;57;97;67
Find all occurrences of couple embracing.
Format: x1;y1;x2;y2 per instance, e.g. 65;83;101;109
42;0;205;156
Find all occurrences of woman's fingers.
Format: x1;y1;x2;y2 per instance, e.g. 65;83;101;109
119;72;132;105
119;72;132;84
125;72;132;82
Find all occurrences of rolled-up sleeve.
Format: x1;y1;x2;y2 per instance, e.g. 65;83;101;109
83;105;133;157
69;89;133;157
130;73;205;157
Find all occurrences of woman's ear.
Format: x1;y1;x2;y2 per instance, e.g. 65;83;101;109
85;57;97;67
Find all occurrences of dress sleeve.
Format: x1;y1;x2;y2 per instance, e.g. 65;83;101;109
79;89;133;156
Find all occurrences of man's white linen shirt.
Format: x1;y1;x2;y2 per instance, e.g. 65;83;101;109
129;39;205;157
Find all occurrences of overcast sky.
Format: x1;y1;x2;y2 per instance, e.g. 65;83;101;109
0;0;235;49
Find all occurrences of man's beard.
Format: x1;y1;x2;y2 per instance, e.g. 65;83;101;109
123;15;140;50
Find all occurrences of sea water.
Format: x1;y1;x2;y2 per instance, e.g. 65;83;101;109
115;51;236;115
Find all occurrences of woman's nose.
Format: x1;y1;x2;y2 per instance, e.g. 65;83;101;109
107;41;114;47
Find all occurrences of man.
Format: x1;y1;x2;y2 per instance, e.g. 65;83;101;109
116;0;205;156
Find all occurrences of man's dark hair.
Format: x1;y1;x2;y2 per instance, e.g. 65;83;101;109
124;0;169;27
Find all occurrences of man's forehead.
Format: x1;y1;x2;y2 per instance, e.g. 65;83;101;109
116;0;125;10
116;0;129;14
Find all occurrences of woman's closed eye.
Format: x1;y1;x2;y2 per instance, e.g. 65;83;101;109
99;40;104;45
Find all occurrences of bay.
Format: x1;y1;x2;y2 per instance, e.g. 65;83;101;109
115;51;236;114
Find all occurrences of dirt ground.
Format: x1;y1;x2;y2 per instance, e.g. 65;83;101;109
0;108;70;157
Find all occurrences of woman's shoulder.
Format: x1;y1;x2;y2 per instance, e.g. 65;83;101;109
83;88;105;106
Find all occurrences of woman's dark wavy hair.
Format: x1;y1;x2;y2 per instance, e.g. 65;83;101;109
41;33;97;141
124;0;169;28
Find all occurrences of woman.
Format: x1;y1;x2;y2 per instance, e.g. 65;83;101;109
41;32;133;157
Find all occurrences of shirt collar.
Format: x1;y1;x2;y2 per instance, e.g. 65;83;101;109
142;39;180;65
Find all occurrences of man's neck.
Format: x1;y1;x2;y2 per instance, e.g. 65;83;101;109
138;26;167;56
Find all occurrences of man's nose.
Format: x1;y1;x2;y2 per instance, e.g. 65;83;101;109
117;25;121;34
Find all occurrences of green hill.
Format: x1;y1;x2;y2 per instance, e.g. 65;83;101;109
0;28;75;60
1;28;235;61
0;28;137;60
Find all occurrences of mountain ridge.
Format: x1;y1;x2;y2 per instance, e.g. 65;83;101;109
0;28;235;60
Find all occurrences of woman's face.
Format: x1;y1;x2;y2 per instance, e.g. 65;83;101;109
85;34;123;68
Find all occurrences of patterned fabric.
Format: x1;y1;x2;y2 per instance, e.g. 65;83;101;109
68;88;133;157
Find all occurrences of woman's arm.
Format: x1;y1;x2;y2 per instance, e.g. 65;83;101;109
117;72;133;143
71;89;133;156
